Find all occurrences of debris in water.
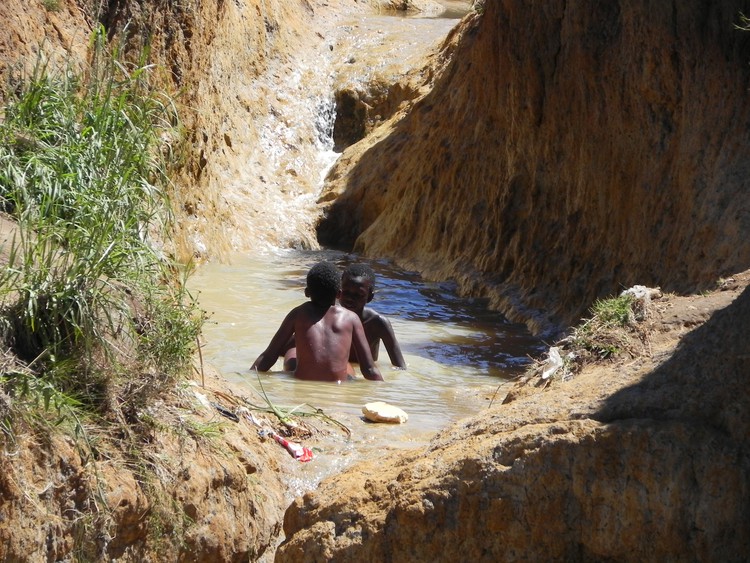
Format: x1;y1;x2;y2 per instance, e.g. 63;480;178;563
246;412;314;462
362;401;408;424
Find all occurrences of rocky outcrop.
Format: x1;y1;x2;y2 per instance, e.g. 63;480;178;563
0;371;290;562
276;281;750;562
317;0;750;335
332;79;423;152
0;0;91;99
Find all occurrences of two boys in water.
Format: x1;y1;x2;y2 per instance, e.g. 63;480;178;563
250;261;406;382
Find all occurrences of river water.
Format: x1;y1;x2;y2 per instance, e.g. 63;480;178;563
189;249;544;495
188;1;545;495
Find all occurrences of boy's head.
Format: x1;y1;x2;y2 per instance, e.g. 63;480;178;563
305;261;341;305
340;263;375;313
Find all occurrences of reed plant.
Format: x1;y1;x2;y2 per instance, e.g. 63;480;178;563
0;26;202;426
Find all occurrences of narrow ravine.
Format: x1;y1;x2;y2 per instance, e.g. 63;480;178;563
2;0;749;560
190;2;496;493
205;1;472;252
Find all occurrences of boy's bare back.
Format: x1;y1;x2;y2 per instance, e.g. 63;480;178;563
293;302;367;381
251;261;383;382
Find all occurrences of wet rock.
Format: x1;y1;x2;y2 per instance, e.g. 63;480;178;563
277;285;750;562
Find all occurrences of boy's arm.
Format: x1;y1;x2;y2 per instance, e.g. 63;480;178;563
250;310;296;372
377;315;407;369
351;316;384;381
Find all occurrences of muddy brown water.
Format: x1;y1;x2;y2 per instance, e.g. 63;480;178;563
190;249;543;494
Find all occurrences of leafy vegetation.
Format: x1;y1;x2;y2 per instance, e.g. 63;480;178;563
501;292;649;399
0;26;202;434
572;294;637;359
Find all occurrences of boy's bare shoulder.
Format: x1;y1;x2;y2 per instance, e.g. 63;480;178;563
362;307;391;327
334;304;362;323
336;304;357;316
292;301;329;319
290;302;313;315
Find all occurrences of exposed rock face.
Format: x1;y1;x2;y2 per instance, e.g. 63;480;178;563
0;0;90;98
326;11;458;160
0;371;290;562
317;0;750;335
277;281;750;562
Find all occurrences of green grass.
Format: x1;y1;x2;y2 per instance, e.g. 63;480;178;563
0;24;209;561
589;294;635;328
0;25;202;427
572;294;636;359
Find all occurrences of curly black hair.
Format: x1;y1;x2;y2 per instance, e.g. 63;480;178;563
306;261;341;303
343;263;376;290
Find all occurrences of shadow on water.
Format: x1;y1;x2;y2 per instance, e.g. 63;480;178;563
363;265;542;371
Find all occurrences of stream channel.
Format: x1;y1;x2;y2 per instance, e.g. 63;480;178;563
190;250;544;495
188;2;546;496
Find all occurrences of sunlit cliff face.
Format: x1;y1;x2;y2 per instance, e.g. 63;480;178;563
317;0;750;335
4;0;749;337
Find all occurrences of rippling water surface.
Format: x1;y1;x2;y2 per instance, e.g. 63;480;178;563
190;249;543;493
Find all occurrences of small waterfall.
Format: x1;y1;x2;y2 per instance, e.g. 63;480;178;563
227;44;343;250
313;94;340;186
314;95;336;151
218;3;469;251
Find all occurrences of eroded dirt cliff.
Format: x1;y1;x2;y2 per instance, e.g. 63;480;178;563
3;0;750;560
317;0;750;335
277;273;750;561
0;356;294;561
0;0;355;559
0;0;90;87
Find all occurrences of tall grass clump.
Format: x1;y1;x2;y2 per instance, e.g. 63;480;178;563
0;25;202;424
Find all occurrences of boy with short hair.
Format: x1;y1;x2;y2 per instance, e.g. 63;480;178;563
340;263;407;369
251;261;383;382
